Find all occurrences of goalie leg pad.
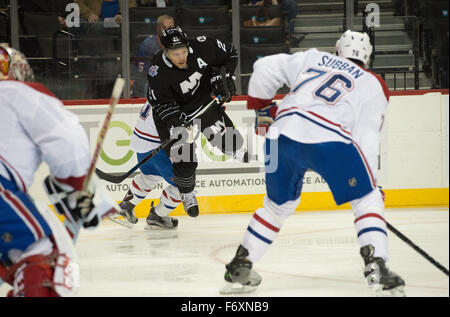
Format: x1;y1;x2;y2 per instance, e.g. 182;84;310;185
9;254;58;297
5;251;79;297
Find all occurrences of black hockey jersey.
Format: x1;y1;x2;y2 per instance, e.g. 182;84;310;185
146;36;238;113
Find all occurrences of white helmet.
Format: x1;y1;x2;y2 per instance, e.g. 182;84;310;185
335;30;373;67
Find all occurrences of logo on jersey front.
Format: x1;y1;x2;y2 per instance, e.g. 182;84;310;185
180;71;203;94
148;65;159;77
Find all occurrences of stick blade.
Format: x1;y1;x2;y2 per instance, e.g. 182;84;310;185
95;168;126;184
108;215;135;229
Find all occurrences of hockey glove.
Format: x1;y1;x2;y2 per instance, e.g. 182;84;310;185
255;102;278;136
210;67;235;102
43;176;97;229
154;101;185;127
226;74;236;100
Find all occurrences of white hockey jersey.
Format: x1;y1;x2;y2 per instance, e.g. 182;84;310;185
248;48;389;174
0;80;90;191
129;101;162;154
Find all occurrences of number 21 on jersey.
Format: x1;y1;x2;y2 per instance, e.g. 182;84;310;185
293;68;354;105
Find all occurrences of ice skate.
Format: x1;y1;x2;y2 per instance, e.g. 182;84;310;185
181;190;199;217
220;245;261;294
360;245;406;297
145;202;178;230
109;190;138;227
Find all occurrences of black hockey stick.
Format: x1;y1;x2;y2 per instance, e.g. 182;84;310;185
386;221;449;276
96;67;231;184
95;96;223;184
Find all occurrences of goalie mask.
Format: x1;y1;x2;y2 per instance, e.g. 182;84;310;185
335;30;373;67
0;44;35;82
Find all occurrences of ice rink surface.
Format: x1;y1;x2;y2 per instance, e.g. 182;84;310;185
1;207;448;297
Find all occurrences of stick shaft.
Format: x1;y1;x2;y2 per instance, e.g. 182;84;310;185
82;78;125;191
95;95;224;184
387;221;449;276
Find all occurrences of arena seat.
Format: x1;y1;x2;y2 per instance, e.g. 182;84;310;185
179;5;230;27
240;26;284;45
240;43;289;74
183;25;231;43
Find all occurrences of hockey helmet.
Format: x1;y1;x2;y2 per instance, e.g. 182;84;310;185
335;30;373;67
0;44;34;82
160;27;189;50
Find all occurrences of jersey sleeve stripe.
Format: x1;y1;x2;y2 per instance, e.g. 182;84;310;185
0;155;27;192
133;131;162;144
134;128;160;140
0;190;45;240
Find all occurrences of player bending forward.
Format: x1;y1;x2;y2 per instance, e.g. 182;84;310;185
120;26;248;220
0;45;118;296
221;30;405;297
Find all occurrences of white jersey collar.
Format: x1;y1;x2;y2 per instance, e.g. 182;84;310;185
162;53;173;68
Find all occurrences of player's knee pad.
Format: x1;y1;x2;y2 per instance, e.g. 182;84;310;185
350;188;385;219
163;184;181;202
263;195;299;222
132;173;161;194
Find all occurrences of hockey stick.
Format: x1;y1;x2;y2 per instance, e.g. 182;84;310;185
96;67;231;184
95;95;224;184
386;221;448;276
81;77;125;195
386;221;449;276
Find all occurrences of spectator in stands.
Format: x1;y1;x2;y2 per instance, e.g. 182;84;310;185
138;0;173;6
75;0;137;24
244;0;304;47
19;0;72;26
182;0;226;5
131;14;175;97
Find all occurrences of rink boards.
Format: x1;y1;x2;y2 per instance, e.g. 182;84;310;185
29;90;449;217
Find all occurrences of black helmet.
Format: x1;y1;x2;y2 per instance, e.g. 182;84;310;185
160;26;189;50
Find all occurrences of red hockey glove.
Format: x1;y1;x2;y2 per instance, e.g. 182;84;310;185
255;102;278;136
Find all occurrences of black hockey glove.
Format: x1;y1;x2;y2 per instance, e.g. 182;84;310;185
76;191;98;228
210;67;235;102
154;101;186;127
225;74;236;100
43;176;98;229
